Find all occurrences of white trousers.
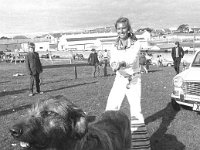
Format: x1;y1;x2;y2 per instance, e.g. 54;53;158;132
106;74;142;119
106;74;151;150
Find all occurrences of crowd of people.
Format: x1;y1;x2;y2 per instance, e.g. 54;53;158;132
88;48;110;77
0;53;26;63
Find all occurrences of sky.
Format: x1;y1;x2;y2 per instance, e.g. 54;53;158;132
0;0;200;35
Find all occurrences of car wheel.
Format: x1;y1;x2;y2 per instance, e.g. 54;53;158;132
171;99;181;111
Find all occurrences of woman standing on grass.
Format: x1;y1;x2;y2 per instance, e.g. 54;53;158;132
105;17;151;150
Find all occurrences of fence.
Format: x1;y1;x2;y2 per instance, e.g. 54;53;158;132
40;58;72;64
43;63;90;79
43;61;109;79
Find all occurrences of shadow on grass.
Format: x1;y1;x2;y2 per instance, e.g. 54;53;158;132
0;81;97;97
41;79;73;85
0;88;28;98
145;102;185;150
0;81;98;116
148;69;163;73
44;81;98;93
0;81;10;84
0;104;31;117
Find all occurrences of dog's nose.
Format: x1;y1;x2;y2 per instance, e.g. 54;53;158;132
10;127;22;138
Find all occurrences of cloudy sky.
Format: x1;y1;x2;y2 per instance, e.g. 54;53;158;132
0;0;200;35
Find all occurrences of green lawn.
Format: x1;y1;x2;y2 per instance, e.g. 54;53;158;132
0;62;200;150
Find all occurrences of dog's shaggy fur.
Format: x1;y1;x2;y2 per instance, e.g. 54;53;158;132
10;96;131;150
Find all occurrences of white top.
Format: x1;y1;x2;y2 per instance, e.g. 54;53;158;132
103;51;108;58
110;40;141;77
176;47;179;57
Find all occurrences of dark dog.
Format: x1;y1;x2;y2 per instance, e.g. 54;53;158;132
10;97;131;150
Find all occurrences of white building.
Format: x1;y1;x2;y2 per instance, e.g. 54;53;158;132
58;34;68;50
135;31;151;41
38;33;61;45
0;38;50;52
58;32;117;51
57;31;152;51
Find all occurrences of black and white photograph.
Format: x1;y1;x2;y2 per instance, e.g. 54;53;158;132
1;0;200;149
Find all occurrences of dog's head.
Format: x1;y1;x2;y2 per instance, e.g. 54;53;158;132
9;96;92;149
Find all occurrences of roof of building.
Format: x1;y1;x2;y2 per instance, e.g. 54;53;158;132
13;35;29;39
51;33;63;38
134;31;147;35
0;38;50;45
171;33;200;36
157;43;175;49
0;43;21;51
66;35;117;42
181;42;200;48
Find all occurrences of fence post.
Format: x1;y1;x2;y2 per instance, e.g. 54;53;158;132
74;65;77;79
104;59;108;76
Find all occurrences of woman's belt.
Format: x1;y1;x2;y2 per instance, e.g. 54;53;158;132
132;71;141;76
118;69;140;78
126;72;141;89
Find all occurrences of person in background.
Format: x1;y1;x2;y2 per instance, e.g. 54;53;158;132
159;55;163;67
88;48;100;77
157;55;160;66
103;49;109;76
105;17;151;150
171;41;184;74
139;53;148;73
145;52;152;72
25;42;43;96
182;60;187;71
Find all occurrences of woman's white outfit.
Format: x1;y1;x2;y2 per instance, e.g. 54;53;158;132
106;39;151;150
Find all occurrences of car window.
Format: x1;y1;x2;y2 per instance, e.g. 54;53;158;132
192;51;200;67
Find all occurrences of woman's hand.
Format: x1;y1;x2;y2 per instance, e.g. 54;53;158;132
111;61;126;71
111;62;120;72
119;61;126;68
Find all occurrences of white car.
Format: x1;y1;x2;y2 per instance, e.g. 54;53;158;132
151;58;173;67
171;50;200;111
162;58;174;67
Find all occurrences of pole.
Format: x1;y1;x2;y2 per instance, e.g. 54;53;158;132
193;31;195;54
74;65;77;79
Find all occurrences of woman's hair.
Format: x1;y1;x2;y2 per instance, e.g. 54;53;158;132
115;17;137;41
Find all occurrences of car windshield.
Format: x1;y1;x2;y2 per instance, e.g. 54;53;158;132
191;51;200;67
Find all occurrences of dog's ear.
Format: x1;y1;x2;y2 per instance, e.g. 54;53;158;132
74;116;87;137
68;106;88;139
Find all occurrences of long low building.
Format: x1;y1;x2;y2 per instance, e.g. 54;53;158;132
58;32;117;50
0;38;50;52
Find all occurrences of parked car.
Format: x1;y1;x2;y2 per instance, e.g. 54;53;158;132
151;58;173;67
171;50;200;111
162;58;174;67
40;54;49;58
74;53;84;60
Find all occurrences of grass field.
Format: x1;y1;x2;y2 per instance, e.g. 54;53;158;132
0;61;200;150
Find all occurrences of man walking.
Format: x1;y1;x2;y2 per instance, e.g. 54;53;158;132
171;41;184;74
88;49;100;77
25;42;43;96
103;49;109;76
